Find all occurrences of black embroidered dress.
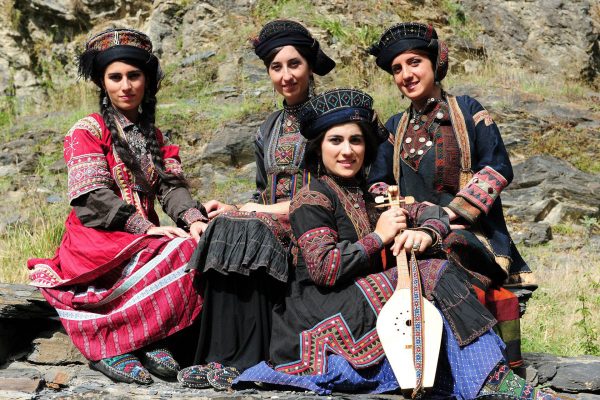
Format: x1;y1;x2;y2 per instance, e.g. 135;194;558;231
236;175;507;397
189;101;311;371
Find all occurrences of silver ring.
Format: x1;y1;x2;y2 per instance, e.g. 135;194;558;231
412;243;421;250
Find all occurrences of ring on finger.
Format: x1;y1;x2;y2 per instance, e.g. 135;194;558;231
412;242;421;250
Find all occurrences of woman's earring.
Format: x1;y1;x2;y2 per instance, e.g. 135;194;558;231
317;161;321;177
272;86;278;108
102;95;109;106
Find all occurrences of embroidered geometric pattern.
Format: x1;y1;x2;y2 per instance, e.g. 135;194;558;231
86;28;152;52
181;208;207;226
164;158;183;176
355;272;395;315
67;154;114;201
367;182;389;196
321;176;371;240
457;166;508;214
473;109;494;127
125;213;155;235
356;233;383;258
297;227;341;287
66;116;103;140
448;196;481;224
275;313;384;375
290;188;333;215
298;88;373;123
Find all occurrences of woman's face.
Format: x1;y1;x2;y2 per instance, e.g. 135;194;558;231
391;50;438;109
320;122;366;179
268;45;312;106
103;61;146;121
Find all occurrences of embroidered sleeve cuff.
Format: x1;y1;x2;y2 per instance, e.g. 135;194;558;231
368;182;389;196
356;232;384;258
448;196;481;224
456;166;508;215
420;219;450;240
124;213;155;234
181;207;208;226
164;157;184;177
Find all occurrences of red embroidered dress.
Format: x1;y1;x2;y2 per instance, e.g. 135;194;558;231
27;113;204;361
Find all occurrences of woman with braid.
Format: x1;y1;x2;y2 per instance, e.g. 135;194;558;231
27;29;229;384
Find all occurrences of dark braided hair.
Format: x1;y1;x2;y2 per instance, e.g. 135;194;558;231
137;88;188;188
99;89;153;193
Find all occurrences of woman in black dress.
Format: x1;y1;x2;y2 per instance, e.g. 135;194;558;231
236;88;567;400
178;19;336;390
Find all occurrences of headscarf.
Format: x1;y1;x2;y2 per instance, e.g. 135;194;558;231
251;19;336;76
368;22;449;82
78;28;163;94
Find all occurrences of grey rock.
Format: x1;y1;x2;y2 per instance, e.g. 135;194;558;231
180;50;216;67
46;194;62;204
511;222;552;246
27;331;87;365
0;283;55;320
552;362;600;393
537;362;558;384
503;155;600;224
462;0;599;82
200;117;262;167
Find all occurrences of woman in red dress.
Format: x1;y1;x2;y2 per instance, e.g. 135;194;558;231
27;28;226;384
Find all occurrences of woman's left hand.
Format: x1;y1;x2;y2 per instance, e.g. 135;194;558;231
189;221;208;242
391;230;433;256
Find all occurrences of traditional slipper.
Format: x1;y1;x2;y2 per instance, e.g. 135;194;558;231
177;362;224;389
206;366;240;391
90;353;153;385
141;348;180;379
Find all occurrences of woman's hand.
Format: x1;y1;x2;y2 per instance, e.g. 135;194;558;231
189;221;208;242
203;200;237;219
374;208;408;245
146;226;191;239
391;230;433;256
422;201;469;230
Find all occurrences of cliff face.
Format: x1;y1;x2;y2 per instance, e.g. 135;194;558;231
0;0;598;99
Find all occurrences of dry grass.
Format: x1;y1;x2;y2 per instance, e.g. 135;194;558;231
519;226;600;356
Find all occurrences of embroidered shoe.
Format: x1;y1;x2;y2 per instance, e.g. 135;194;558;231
206;366;240;391
141;348;180;379
90;353;153;384
477;363;575;400
177;362;224;389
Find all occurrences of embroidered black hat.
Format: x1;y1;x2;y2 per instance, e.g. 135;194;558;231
369;22;449;81
297;88;388;143
78;28;163;93
252;19;336;76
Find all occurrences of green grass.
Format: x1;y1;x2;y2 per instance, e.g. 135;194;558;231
0;193;68;283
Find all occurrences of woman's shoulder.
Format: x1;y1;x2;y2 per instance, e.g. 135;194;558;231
450;94;486;114
291;179;335;213
66;113;106;140
384;111;406;132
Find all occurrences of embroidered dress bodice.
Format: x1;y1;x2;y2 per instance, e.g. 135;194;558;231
266;101;308;202
112;110;156;190
399;99;461;205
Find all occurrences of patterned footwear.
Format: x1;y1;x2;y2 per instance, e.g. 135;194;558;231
141;348;180;379
207;366;240;391
477;363;575;399
177;362;224;389
90;353;153;384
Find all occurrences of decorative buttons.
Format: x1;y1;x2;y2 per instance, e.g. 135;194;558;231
405;137;412;144
418;137;426;143
426;140;433;146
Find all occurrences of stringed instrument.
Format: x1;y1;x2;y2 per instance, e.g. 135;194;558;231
375;186;443;398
